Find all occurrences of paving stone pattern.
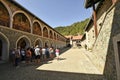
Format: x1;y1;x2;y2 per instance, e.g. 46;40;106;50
0;48;105;80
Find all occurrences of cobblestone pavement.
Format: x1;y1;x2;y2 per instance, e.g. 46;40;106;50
0;48;105;80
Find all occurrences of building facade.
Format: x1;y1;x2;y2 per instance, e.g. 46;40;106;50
84;0;120;80
0;0;67;62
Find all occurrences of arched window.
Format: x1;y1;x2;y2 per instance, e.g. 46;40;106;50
13;13;30;33
49;30;53;39
33;22;42;36
0;2;9;27
54;33;56;40
57;35;59;40
43;27;48;37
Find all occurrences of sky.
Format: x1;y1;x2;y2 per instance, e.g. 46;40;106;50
16;0;92;28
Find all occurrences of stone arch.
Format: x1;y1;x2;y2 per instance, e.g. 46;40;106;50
49;41;55;48
43;26;48;38
34;38;43;47
0;1;11;27
56;34;59;40
44;40;50;48
49;30;53;39
12;11;31;33
16;35;31;49
54;32;56;40
33;20;42;36
0;32;9;61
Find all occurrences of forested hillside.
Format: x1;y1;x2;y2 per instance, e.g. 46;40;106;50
54;18;89;36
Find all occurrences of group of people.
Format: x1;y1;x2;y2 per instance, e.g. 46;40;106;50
10;45;60;67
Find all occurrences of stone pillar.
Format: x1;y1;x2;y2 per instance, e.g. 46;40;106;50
42;27;43;37
10;18;13;29
31;23;33;34
48;30;50;39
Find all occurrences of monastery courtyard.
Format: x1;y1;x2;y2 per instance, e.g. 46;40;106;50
0;47;105;80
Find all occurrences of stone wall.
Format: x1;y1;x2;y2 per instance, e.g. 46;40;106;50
103;2;120;80
89;2;120;80
86;24;95;50
0;26;63;49
85;0;120;80
86;0;112;50
93;7;116;80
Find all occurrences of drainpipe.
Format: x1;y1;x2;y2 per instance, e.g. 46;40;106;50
92;3;98;38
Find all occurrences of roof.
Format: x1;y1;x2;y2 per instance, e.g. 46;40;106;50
84;0;104;31
84;0;102;8
72;35;83;40
84;17;93;31
65;35;72;39
81;33;86;41
65;35;83;40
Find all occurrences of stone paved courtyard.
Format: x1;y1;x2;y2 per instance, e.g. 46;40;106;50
0;48;105;80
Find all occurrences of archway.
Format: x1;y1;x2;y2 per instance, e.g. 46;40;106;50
34;39;42;48
0;33;9;61
43;27;48;37
17;37;30;49
13;13;30;33
33;22;42;36
49;30;53;39
0;40;2;60
44;40;50;48
49;41;54;48
45;42;48;48
0;2;10;27
54;33;56;40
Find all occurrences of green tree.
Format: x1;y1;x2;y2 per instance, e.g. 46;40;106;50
54;18;89;36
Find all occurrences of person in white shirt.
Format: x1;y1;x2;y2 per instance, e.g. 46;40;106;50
42;47;46;62
55;48;60;60
34;45;41;63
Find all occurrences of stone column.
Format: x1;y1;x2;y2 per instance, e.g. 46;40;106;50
10;18;13;29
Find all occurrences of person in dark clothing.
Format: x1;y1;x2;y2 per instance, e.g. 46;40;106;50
30;47;35;62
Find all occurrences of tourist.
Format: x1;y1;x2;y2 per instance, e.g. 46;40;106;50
49;47;54;59
11;48;16;65
42;47;46;62
55;48;60;60
15;48;21;67
34;45;41;63
20;48;26;62
45;47;50;60
26;48;32;64
30;46;35;62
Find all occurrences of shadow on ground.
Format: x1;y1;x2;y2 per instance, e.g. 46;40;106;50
0;47;105;80
0;63;105;80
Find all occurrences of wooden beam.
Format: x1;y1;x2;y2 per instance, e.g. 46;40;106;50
93;4;98;38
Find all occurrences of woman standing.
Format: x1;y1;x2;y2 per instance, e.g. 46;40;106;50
26;48;32;64
49;47;54;59
55;48;60;60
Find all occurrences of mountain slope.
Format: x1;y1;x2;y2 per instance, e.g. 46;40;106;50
54;18;89;36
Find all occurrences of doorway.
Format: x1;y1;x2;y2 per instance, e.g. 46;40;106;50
17;37;30;50
117;41;120;63
17;39;26;49
34;39;42;48
0;40;2;60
